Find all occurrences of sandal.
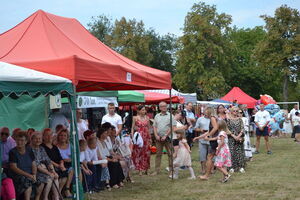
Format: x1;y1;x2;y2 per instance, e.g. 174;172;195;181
199;175;209;180
64;188;72;198
222;174;231;183
126;177;135;183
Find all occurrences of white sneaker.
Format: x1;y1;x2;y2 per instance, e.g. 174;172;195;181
165;167;170;172
229;168;234;173
169;174;178;179
239;168;245;173
188;176;196;180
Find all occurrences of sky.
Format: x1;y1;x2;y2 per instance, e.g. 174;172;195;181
0;0;299;36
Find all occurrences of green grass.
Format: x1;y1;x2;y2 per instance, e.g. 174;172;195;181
88;137;300;200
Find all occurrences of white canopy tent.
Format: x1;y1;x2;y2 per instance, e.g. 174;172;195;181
147;89;197;103
196;100;231;106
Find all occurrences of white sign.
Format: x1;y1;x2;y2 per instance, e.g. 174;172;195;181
126;72;132;82
49;94;62;109
77;96;118;108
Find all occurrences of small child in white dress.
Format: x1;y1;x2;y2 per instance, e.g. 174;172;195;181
115;131;135;182
171;129;196;180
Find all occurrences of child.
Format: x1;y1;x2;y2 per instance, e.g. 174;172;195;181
116;130;135;182
86;137;106;192
171;129;196;180
79;140;93;192
215;120;232;183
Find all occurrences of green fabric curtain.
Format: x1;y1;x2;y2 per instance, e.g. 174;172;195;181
0;95;48;130
0;81;73;98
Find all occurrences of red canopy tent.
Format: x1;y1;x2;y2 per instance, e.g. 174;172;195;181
0;10;173;199
221;87;257;108
0;10;171;91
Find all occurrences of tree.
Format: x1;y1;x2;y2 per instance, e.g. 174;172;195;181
255;5;300;102
147;30;178;74
111;17;153;65
227;26;269;99
174;2;233;100
88;15;177;73
87;15;113;46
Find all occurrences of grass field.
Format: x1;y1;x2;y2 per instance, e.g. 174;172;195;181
89;137;300;200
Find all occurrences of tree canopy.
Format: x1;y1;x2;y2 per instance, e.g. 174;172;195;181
88;15;177;74
174;2;233;99
255;5;300;102
87;3;300;102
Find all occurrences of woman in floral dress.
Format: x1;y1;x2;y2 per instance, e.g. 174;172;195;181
226;107;246;173
131;105;151;176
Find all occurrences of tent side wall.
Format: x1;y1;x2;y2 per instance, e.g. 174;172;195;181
0;95;48;130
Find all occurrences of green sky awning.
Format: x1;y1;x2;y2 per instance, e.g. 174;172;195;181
62;90;145;104
118;91;145;103
77;91;118;97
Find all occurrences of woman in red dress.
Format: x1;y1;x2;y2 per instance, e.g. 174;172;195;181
131;105;151;176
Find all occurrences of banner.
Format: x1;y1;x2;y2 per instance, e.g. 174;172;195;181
77;96;118;108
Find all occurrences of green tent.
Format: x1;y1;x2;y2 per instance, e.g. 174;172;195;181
0;62;83;200
0;95;48;131
0;62;73;131
62;90;145;104
117;91;145;103
78;91;144;103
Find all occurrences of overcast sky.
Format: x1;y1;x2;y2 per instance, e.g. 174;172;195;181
0;0;299;36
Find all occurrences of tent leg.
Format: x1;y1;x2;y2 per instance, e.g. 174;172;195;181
68;85;83;200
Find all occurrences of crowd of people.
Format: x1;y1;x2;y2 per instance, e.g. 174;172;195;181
1;102;299;200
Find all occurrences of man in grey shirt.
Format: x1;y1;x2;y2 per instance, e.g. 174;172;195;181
152;101;176;176
193;114;210;175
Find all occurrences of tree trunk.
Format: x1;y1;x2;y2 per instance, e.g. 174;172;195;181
282;74;288;109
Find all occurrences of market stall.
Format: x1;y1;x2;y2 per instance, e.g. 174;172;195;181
0;10;173;199
0;61;74;192
221;87;257;108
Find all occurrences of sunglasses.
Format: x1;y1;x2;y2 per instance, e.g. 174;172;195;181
1;132;9;135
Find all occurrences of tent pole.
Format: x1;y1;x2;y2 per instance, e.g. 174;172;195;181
0;141;2;196
69;85;82;200
169;89;174;180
